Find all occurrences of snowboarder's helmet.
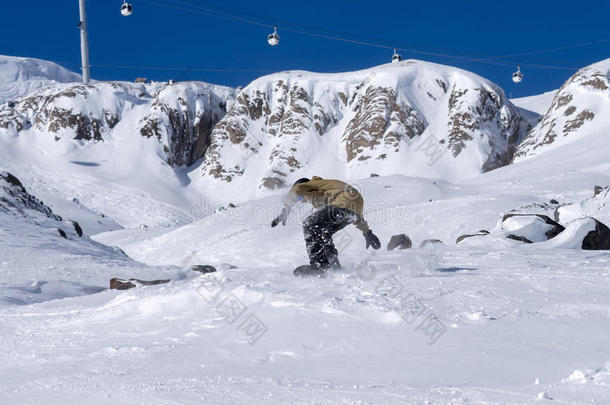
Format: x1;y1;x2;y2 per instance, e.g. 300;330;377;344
293;178;309;186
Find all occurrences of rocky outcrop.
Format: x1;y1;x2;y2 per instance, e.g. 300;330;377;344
582;218;610;250
1;171;62;220
514;59;610;161
1;170;82;238
201;60;526;190
137;82;231;166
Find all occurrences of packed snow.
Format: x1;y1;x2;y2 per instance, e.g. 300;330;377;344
1;56;609;404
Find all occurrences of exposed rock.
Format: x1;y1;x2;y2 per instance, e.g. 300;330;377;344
549;199;559;205
419;239;444;248
109;278;171;290
200;61;526;190
594;185;605;197
456;230;489;244
506;234;533;243
582;218;610;250
110;278;136;290
0;171;23;188
0;81;236;167
57;229;67;239
70;220;83;237
1;171;62;221
192;265;217;274
137;83;231;166
387;234;412;250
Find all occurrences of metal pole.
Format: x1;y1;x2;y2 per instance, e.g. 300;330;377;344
78;0;91;83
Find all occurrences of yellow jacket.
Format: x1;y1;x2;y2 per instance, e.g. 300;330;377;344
286;176;370;233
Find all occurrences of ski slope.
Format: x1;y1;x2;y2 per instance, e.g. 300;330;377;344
2;129;610;404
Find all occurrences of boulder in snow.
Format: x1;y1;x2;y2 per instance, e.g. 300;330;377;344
501;213;565;242
594;185;605;197
192;265;217;274
582;218;610;250
456;230;489;244
387;234;412;250
109;278;171;290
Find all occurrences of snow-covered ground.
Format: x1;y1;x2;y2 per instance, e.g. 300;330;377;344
2;130;610;404
1;58;610;404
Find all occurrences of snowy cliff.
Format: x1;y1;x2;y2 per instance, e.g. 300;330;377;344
514;58;610;161
200;60;525;191
0;80;236;167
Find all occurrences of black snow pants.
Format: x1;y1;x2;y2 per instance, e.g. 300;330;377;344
303;205;358;269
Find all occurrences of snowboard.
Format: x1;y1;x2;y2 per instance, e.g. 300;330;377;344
293;265;327;277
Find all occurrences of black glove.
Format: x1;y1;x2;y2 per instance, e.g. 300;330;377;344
364;230;381;250
271;208;288;227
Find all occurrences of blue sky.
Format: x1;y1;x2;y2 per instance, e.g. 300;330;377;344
2;0;609;97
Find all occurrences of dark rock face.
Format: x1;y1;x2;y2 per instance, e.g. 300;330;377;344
138;84;230;166
448;85;521;172
502;213;565;240
594;185;606;197
387;234;412;250
582;219;610;250
456;230;490;244
192;265;217;274
0;172;23;188
1;171;62;221
1;171;86;240
110;278;136;290
70;220;83;237
109;278;171;290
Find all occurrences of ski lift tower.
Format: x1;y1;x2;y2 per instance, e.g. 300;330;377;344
78;0;91;83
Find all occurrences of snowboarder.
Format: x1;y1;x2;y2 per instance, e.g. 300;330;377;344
271;176;381;275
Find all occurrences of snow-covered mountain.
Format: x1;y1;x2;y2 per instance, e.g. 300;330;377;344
0;55;80;104
514;58;610;161
201;60;526;193
0;80;235;167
